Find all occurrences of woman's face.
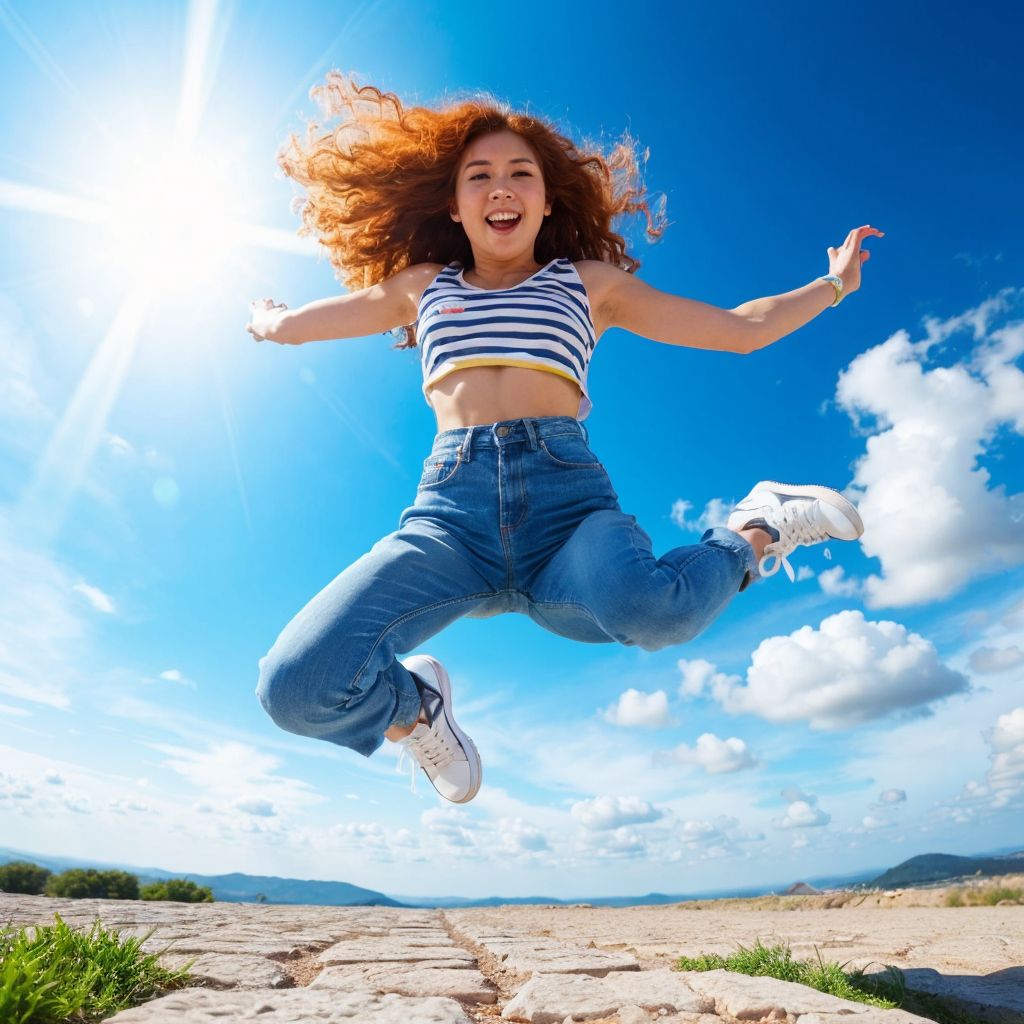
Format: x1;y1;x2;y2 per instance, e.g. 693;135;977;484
451;129;551;263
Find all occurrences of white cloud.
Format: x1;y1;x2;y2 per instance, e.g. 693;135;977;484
714;610;968;729
236;798;276;817
663;733;757;774
63;793;92;815
818;566;861;598
578;825;648;859
796;565;816;582
498;817;551;855
969;645;1024;674
879;788;907;804
0;704;30;717
677;658;741;700
673;816;764;856
159;669;198;689
43;770;65;786
776;800;830;829
422;806;479;849
941;707;1024;821
108;798;153;815
71;581;116;615
104;433;135;458
0;294;55;450
835;291;1024;607
151;740;323;814
671;498;731;534
0;516;92;709
1003;598;1024;630
985;707;1024;809
600;688;674;728
571;795;664;831
861;815;894;831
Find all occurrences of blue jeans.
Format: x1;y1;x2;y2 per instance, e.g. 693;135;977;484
256;416;756;757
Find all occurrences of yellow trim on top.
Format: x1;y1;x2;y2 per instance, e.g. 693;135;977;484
425;358;583;389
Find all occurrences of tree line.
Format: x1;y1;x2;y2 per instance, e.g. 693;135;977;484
0;861;214;902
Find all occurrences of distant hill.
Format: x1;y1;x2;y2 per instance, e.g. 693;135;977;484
172;871;404;907
870;851;1024;888
784;882;821;895
0;847;401;907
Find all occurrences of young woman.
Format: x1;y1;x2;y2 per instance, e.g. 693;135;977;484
249;75;882;805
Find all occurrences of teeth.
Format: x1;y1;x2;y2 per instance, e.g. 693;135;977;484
487;212;520;222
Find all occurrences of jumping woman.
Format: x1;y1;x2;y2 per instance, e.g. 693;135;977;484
249;74;882;805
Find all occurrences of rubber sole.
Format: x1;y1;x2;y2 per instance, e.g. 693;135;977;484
747;480;864;538
410;654;482;804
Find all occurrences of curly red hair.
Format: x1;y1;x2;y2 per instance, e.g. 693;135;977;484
279;73;667;346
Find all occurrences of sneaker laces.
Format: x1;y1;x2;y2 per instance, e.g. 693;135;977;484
759;500;832;582
395;724;458;795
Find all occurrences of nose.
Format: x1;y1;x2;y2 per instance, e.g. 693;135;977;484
489;182;514;200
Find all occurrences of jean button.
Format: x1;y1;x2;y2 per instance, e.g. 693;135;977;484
496;426;510;436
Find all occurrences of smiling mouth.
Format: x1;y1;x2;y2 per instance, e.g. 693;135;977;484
486;214;521;233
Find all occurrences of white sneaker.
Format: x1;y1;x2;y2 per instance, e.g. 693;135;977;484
727;481;864;582
395;655;481;804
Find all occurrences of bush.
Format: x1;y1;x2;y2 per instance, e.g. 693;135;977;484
45;869;140;901
0;862;51;896
0;914;191;1023
945;884;1022;907
140;879;213;903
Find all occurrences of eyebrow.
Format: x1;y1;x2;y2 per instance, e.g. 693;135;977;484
463;157;537;171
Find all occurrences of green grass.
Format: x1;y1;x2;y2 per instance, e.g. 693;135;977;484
0;914;192;1024
945;885;1022;907
675;939;984;1024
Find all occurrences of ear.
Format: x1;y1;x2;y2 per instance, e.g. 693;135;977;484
544;199;552;217
449;204;461;224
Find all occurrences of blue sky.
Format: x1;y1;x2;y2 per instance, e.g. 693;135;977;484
0;0;1021;899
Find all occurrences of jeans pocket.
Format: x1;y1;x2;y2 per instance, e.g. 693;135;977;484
419;448;464;489
538;433;604;469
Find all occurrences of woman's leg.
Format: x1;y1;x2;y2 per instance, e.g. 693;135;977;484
528;509;757;651
255;517;494;757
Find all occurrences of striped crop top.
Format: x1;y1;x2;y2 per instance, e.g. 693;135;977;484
416;257;597;420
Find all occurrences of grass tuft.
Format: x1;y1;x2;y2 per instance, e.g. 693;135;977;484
944;884;1022;907
675;939;986;1024
0;914;192;1024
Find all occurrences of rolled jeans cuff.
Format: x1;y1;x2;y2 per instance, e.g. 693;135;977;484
700;526;759;589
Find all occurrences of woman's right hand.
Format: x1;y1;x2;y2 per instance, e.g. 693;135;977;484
247;298;289;343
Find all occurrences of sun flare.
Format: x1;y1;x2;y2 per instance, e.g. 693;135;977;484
96;142;246;291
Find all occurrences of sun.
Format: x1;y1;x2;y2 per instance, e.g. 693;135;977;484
0;0;318;544
96;139;249;293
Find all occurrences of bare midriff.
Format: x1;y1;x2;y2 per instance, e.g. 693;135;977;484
426;365;584;432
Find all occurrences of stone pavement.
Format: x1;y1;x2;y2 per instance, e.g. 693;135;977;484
0;893;1020;1023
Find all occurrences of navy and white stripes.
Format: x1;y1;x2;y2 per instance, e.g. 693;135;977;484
417;258;597;420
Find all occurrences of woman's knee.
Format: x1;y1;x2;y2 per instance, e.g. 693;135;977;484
255;637;363;736
255;646;312;733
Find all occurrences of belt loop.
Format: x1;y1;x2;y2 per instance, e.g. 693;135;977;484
522;418;539;451
460;426;475;462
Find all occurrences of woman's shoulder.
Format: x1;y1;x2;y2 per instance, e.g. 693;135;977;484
570;259;631;314
392;262;450;306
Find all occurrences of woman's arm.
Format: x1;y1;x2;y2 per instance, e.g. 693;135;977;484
596;225;883;354
247;263;444;345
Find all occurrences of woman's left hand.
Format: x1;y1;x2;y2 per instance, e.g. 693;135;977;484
827;225;885;296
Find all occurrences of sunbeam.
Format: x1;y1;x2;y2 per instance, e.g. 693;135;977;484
0;179;106;222
209;344;254;536
15;285;153;544
176;0;225;148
